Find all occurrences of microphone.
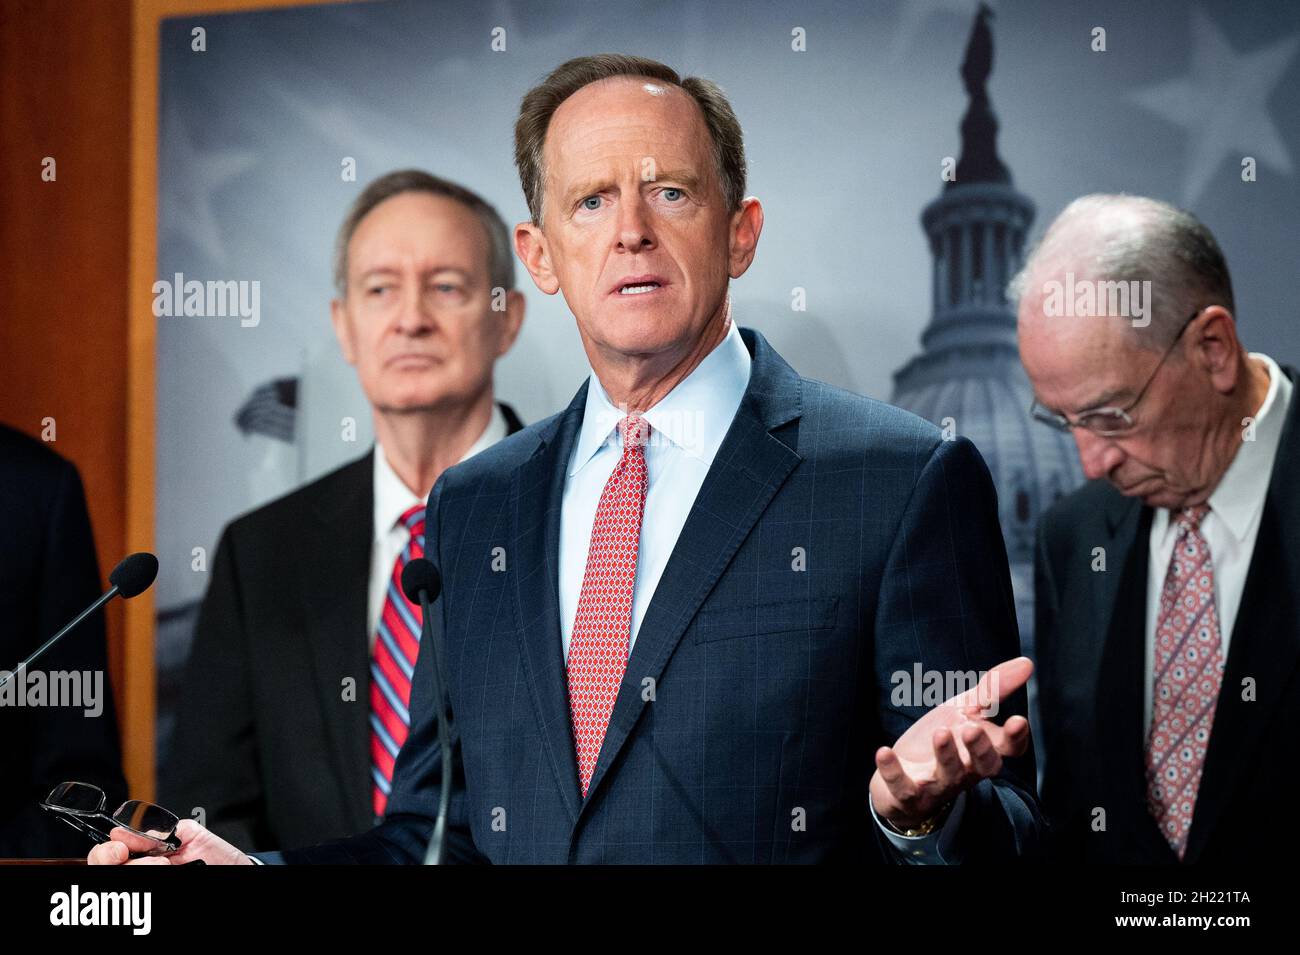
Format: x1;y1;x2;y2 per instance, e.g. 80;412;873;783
0;552;159;689
400;557;453;866
399;557;442;609
108;551;159;598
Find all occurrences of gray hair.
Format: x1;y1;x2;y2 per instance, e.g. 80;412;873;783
333;169;515;294
1008;194;1235;349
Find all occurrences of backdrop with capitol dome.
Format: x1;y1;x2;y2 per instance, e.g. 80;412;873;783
138;0;1300;792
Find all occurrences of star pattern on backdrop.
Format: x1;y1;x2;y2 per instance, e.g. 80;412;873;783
159;102;258;266
1127;5;1299;206
264;80;394;174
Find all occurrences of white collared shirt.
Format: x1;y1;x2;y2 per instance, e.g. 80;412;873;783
367;403;508;644
1142;353;1293;736
558;318;751;658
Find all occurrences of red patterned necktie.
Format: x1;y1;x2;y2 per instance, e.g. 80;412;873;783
370;502;426;818
1144;504;1225;859
567;415;650;798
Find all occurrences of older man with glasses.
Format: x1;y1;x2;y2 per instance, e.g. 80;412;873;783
1014;194;1299;864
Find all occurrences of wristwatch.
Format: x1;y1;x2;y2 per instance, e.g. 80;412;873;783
884;800;954;837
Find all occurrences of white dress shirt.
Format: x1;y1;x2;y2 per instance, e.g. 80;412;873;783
559;318;957;862
1142;353;1293;736
558;318;751;657
367;403;507;645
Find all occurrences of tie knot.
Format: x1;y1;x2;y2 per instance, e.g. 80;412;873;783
399;502;426;534
1176;503;1210;533
620;415;651;450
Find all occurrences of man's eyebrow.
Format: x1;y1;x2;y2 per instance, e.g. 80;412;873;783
357;265;472;281
650;168;704;190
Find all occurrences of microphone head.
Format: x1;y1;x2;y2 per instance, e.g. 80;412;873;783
109;552;159;599
400;558;442;605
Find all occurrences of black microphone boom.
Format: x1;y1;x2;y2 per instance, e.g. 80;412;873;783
399;557;453;866
0;552;158;689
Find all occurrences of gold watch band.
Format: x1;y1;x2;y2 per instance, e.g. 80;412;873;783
885;800;953;837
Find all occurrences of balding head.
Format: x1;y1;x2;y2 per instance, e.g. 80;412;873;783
1011;194;1234;351
1012;194;1263;510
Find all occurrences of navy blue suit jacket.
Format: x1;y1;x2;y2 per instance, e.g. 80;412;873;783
278;327;1043;863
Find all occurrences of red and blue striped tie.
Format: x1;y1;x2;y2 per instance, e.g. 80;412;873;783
371;502;425;818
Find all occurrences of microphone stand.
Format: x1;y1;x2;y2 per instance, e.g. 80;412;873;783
416;585;453;866
0;585;122;689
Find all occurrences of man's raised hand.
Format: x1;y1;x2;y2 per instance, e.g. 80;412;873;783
870;656;1034;830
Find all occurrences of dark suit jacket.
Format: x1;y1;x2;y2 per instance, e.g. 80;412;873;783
1035;366;1300;863
278;328;1042;864
0;425;127;857
166;403;523;851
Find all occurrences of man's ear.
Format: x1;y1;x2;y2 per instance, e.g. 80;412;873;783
514;221;560;295
330;296;358;366
495;289;526;358
727;197;764;280
1194;305;1243;394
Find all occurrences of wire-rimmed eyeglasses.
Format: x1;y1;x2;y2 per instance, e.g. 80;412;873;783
40;781;181;856
1029;307;1206;437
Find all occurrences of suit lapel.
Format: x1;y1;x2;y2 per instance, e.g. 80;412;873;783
498;400;526;436
511;387;588;823
305;409;521;830
579;328;804;812
1092;493;1144;699
1093;498;1175;860
1186;369;1300;862
300;452;374;831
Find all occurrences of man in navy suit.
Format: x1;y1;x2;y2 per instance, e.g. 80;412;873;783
93;53;1042;865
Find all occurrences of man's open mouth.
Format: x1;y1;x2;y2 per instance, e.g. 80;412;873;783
611;275;667;296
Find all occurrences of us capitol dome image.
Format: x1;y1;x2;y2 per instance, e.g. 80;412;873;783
891;4;1084;678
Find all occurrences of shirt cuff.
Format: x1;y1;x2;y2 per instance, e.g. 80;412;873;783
869;790;967;864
